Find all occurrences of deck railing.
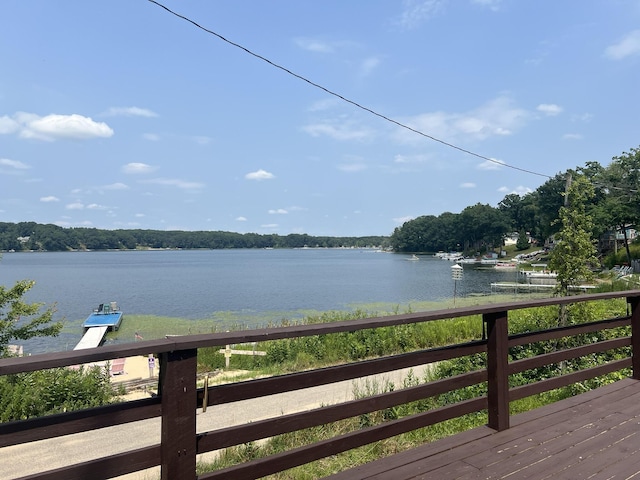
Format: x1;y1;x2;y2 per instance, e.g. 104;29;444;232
1;290;640;479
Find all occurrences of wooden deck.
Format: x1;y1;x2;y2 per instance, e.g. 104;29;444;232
326;378;640;479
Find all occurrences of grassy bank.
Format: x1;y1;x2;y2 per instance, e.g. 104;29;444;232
188;296;630;478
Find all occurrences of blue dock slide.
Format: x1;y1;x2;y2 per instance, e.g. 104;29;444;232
74;302;123;350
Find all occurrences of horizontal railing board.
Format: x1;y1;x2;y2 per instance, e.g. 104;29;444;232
0;291;637;479
197;370;488;452
2;291;637;374
198;397;488;480
509;337;632;375
509;358;632;401
508;316;631;348
203;341;486;406
0;397;161;447
14;445;161;480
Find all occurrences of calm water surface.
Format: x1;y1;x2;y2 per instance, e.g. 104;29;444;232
0;249;519;352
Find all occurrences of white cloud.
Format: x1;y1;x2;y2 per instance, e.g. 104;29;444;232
0;116;19;134
537;103;563;116
235;216;247;222
66;202;84;210
308;98;341;112
6;113;114;141
122;162;156;174
605;30;640;60
142;178;204;190
571;113;594;123
498;185;533;195
103;106;158;117
0;158;29;170
102;182;130;190
268;209;288;214
338;163;367;172
40;196;60;202
562;133;583;140
192;136;212;145
302;121;372;141
393;215;415;224
471;0;503;11
396;0;445;30
395;96;528;145
359;56;381;77
245;169;275;181
394;154;429;164
294;38;335;53
143;133;160;141
87;203;108;210
460;182;476;188
477;158;505;170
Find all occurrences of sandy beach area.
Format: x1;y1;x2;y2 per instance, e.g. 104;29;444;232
107;355;158;399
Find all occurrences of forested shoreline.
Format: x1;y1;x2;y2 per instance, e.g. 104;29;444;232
0;222;389;252
3;147;639;257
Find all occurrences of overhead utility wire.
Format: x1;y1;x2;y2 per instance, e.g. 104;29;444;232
148;0;551;179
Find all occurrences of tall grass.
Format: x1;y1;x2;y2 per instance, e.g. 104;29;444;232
195;297;630;478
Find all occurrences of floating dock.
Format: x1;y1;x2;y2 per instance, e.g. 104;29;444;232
74;302;123;350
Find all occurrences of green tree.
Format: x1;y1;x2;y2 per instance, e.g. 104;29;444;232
529;172;569;244
515;229;530;251
0;280;62;357
548;174;599;299
594;147;640;264
459;203;510;253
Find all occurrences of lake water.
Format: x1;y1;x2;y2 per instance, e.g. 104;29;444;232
0;249;520;353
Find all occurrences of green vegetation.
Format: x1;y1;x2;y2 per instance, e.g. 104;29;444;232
0;365;120;422
0;279;61;357
391;145;640;263
0;223;389;252
0;278;121;421
195;298;630;478
549;173;599;297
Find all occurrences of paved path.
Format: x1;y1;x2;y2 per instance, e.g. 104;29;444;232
0;366;429;480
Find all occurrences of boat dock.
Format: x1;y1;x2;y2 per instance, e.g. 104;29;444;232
73;302;123;350
491;282;596;294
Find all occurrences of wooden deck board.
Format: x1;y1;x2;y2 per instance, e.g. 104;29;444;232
322;379;640;480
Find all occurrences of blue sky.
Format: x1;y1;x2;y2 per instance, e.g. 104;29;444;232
1;1;639;237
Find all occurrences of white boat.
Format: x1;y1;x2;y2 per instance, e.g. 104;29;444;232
435;251;463;261
494;262;518;270
407;254;420;261
458;257;479;264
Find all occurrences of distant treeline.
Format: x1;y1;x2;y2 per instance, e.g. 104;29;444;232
0;222;390;252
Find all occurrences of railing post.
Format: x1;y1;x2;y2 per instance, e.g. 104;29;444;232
159;349;198;480
629;296;640;380
484;310;510;431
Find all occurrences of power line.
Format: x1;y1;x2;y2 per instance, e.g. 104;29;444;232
148;0;552;179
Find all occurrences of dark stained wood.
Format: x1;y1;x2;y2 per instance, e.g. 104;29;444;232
510;358;631;401
508;315;630;347
197;370;487;452
322;379;640;480
198;397;487;480
508;336;631;375
160;349;197;480
630;297;640;379
485;310;510;431
2;291;636;374
14;446;161;480
2;291;640;479
204;341;485;406
0;397;161;447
